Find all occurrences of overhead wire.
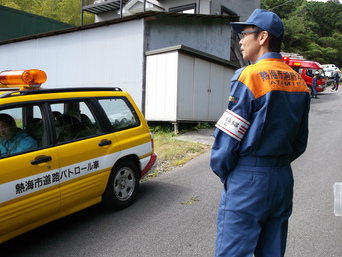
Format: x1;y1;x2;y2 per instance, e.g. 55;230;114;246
269;0;296;11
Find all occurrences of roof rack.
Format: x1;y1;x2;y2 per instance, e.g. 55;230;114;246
0;87;123;98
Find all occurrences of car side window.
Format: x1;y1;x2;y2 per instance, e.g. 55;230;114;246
306;69;314;77
98;98;140;131
50;101;102;143
0;105;45;157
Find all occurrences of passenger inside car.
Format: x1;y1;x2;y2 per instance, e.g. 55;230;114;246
80;113;95;134
0;113;38;156
25;118;45;146
57;110;92;142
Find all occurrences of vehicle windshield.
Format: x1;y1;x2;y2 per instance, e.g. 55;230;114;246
318;69;325;77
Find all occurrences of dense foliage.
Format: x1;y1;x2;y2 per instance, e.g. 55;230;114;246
262;0;342;67
1;0;341;67
0;0;94;25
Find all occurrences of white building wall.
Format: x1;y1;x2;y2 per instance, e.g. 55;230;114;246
145;52;178;120
0;20;145;108
146;50;232;122
95;10;119;22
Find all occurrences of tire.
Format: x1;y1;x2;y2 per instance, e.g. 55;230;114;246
102;159;139;210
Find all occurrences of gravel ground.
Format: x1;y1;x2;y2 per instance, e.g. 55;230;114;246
175;127;215;145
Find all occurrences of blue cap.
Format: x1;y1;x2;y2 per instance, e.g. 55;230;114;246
231;9;284;39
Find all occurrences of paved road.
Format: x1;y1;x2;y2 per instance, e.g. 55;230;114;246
1;152;221;257
286;89;342;257
1;88;342;257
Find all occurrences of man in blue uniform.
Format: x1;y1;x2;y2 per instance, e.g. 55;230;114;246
210;9;310;257
331;69;340;92
312;71;319;98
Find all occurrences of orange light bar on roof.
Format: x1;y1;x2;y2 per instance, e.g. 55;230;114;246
0;69;47;89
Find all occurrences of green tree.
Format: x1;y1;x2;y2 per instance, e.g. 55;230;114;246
261;0;305;19
57;0;85;25
262;0;342;67
0;0;94;25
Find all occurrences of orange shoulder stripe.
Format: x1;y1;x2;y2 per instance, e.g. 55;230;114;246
239;59;309;99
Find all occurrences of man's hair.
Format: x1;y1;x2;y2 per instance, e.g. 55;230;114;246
0;113;16;125
253;26;282;53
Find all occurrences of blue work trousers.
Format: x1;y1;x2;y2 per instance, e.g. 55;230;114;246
312;84;317;96
215;158;294;257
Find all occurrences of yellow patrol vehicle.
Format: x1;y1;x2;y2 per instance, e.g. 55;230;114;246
0;69;157;244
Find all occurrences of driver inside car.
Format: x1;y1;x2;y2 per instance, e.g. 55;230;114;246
0;113;37;156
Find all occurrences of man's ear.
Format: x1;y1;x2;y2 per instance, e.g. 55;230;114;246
259;31;269;46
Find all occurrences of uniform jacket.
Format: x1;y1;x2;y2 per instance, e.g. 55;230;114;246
0;129;37;156
210;52;311;183
312;75;318;88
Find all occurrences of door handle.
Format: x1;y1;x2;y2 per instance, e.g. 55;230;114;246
98;140;112;147
31;156;52;165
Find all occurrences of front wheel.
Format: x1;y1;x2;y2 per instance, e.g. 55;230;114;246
102;159;139;210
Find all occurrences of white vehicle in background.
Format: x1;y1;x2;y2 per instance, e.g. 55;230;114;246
322;64;341;79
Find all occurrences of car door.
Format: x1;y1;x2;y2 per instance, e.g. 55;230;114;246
50;100;121;213
0;104;60;242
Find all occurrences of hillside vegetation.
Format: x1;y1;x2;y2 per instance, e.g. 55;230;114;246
262;0;342;66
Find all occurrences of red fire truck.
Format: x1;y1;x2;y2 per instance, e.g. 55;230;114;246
282;56;327;94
